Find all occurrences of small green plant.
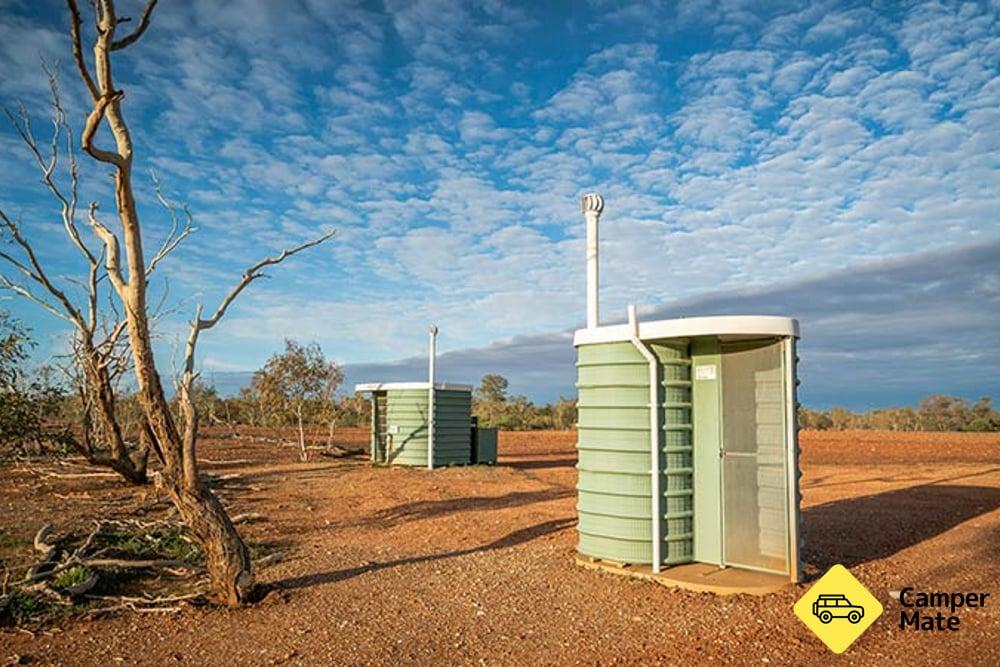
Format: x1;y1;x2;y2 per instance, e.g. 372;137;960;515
0;591;72;627
52;565;94;591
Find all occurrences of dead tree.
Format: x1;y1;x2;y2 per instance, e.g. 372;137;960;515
0;70;189;484
66;0;334;604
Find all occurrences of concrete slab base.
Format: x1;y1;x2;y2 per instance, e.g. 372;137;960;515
575;556;792;596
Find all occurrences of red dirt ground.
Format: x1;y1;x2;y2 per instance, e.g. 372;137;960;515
2;428;998;665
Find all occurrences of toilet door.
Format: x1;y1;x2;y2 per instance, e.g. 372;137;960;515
719;340;789;574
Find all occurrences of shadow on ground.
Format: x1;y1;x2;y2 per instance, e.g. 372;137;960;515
333;488;575;529
503;458;577;471
803;473;1000;575
276;517;576;591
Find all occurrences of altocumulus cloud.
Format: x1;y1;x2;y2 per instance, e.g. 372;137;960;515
0;0;997;408
210;238;1000;409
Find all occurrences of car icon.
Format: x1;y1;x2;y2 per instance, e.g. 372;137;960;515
812;594;865;624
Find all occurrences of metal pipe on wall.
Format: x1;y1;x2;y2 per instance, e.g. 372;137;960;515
428;325;438;470
627;305;662;573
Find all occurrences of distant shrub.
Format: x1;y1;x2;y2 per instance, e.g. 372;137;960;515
797;395;999;432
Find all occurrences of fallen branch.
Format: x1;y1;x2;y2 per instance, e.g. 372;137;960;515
87;591;204;604
63;573;98;597
33;524;55;553
87;602;184;615
27;524;58;580
83;590;204;616
83;558;200;572
253;552;283;568
40;471;121;479
230;512;263;525
13;522;201;589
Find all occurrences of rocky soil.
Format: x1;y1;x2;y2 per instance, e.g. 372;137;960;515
1;428;998;665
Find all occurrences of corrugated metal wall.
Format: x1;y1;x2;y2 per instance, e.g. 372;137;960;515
431;389;474;465
379;389;472;467
576;341;693;565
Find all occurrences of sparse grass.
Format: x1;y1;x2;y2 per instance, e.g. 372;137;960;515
0;591;74;627
2;524;210;628
97;525;204;566
248;540;279;560
0;534;31;548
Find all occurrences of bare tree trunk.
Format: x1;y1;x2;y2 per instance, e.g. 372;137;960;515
326;417;336;448
67;0;333;604
0;69;155;485
68;0;251;605
80;340;148;483
297;406;307;462
163;479;252;605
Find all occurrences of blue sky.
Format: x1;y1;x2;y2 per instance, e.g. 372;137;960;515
1;0;998;409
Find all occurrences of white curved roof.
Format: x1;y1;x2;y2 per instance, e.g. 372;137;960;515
574;315;799;346
354;382;473;393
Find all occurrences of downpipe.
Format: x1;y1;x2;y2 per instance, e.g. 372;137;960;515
627;305;662;573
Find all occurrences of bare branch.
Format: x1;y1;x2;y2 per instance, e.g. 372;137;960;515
0;275;74;323
110;0;158;50
80;90;125;167
200;229;336;334
176;229;335;487
96;319;128;364
86;202;127;295
43;64;97;266
147;173;195;278
66;0;99;100
2;103;39;169
0;209;86;327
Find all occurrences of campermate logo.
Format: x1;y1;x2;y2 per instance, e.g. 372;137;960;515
897;587;990;631
794;565;884;654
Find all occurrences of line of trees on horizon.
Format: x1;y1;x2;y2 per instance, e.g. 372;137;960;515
4;310;999;465
799;395;1000;432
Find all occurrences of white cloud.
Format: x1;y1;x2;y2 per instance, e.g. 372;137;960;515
2;0;998;408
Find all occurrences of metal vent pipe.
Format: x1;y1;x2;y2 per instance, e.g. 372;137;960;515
427;325;438;470
581;193;604;329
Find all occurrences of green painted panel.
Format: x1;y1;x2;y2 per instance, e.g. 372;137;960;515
578;342;648;364
578;385;650;406
577;364;648;387
691;337;723;565
578;511;651;540
578;533;650;563
576;493;650;519
577;429;650;450
575;339;693;566
473;427;498;464
578;449;650;474
577;470;650;496
577;406;649;430
380;388;472;467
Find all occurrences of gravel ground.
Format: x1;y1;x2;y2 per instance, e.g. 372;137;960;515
2;429;998;665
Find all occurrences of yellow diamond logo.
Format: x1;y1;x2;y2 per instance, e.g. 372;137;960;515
794;564;884;654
